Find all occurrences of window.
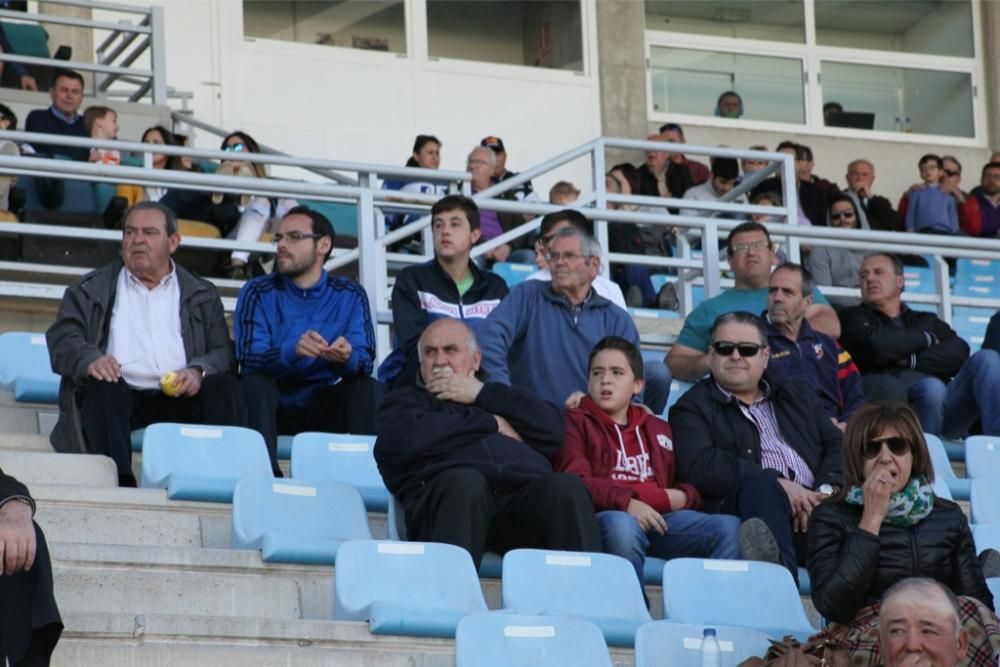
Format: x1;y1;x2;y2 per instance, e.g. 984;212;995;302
426;1;583;72
243;1;406;54
644;0;982;143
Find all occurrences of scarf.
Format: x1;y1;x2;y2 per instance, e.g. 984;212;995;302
844;475;934;527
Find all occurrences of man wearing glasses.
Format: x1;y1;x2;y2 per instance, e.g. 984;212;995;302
666;221;840;382
669;311;843;579
235;207;383;476
479;226;643;409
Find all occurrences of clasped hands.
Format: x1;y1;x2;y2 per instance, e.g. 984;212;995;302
296;330;352;364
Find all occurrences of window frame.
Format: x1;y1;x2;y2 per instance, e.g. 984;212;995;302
643;0;986;147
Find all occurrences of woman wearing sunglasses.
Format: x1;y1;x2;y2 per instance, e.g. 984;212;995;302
804;194;867;309
807;402;999;665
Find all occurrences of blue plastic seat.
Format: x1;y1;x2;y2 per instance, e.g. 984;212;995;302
130;428;145;452
903;265;936;295
972;523;1000;554
0;332;59;403
634;621;772;667
290;432;387;511
333;539;488;637
501;549;651;647
492;262;535;289
456;612;612;667
661;559;817;642
988;578;1000;613
924;433;968;500
231;478;371;564
665;379;696;415
970;477;1000;525
965;435;1000;479
140;423;273;502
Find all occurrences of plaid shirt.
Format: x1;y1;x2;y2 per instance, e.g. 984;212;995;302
716;380;815;489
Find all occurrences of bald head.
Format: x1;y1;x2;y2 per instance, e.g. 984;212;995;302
879;578;968;667
418;319;481;384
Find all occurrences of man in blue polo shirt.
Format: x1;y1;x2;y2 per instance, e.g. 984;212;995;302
24;68;89;161
764;262;864;430
666;221;841;381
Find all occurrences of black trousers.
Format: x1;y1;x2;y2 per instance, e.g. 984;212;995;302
0;523;62;667
81;374;247;484
241;374;384;476
404;468;603;569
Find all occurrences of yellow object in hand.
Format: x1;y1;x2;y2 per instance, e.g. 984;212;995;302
160;371;181;397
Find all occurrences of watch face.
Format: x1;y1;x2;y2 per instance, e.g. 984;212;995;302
819;484;834;496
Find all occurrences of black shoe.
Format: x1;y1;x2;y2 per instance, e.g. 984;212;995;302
118;472;138;488
739;518;781;564
625;285;643;308
656;282;679;311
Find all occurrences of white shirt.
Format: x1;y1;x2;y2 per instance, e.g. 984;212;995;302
526;268;628;310
106;265;187;390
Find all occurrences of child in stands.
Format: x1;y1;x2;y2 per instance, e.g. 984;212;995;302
555;336;750;588
83;106;120;166
904;154;958;235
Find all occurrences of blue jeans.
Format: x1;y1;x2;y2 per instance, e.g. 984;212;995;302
597;509;740;587
643;360;671;416
908;350;1000;437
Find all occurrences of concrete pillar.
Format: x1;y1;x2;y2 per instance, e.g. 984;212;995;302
39;2;94;91
981;0;1000;150
595;0;648;165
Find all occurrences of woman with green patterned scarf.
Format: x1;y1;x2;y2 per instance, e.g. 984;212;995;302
805;402;1000;666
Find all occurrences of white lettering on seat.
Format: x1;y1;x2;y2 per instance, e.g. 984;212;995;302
30;336;45;345
328;442;370;452
703;560;749;572
544;554;592;567
180;427;223;438
272;483;316;497
504;625;556;638
682;638;735;651
377;542;425;555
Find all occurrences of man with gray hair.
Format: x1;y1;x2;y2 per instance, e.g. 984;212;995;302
374;318;601;568
46;201;245;487
466;145;525;264
478;226;657;409
878;577;969;667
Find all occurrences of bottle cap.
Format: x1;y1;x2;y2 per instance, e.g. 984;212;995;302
703;628;717;637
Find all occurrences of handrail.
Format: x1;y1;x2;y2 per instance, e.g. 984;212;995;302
0;9;151;33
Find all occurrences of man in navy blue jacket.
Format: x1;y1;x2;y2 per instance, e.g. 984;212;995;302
374;318;601;567
23;68;88;161
235;207;383;475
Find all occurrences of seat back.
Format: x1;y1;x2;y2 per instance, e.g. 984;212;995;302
387;494;407;540
140;423;272;501
661;559;816;639
972;523;1000;554
970;477;1000;525
634;621;772;667
231;477;371;550
456;612;612;667
923;432;965;500
665;379;696;415
987;578;1000;614
492;262;535;289
501;549;650;622
0;332;58;390
290;432;388;511
965;435;1000;479
333;540;487;621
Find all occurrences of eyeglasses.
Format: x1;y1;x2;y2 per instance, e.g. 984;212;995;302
863;436;912;460
710;341;763;357
224;143;246;153
545;251;587;263
830;211;856;220
467;159;490;167
536;234;556;247
729;240;772;255
943;169;961;177
272;231;323;244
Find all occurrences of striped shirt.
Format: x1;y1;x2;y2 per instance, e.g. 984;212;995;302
716;380;815;489
106;265;187;390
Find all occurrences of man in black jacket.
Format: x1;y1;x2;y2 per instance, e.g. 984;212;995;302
374;318;601;567
670;311;843;578
839;252;1000;437
842;159;900;232
0;469;61;666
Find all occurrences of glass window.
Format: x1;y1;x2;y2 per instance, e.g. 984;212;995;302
426;1;583;72
821;62;973;138
816;1;973;58
650;47;804;124
645;0;805;43
243;1;406;54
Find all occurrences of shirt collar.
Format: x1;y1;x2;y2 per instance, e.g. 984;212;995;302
49;105;80;124
715;377;771;406
122;260;177;290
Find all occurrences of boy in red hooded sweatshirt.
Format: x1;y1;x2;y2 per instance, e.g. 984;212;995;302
556;336;745;587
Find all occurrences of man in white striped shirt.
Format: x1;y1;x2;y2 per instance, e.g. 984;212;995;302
47;202;245;486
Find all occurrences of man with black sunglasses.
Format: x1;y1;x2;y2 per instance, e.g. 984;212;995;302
670;311;843;580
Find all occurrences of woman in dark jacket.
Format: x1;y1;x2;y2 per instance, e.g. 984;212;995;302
807;401;998;666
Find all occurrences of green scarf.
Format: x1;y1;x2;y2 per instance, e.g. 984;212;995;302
844;475;935;527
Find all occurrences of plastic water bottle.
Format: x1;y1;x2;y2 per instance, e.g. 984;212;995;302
701;627;722;667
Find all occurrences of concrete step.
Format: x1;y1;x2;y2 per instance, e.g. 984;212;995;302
0;431;55;452
0;450;117;487
52;612;643;667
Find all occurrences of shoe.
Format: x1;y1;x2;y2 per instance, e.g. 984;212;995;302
225;262;248;280
656;282;679;311
625;285;643;308
739;517;781;564
980;548;1000;578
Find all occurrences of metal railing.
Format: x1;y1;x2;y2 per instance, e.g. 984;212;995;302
0;131;997;358
0;0;166;103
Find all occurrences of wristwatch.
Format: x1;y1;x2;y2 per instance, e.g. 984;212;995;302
818;484;837;497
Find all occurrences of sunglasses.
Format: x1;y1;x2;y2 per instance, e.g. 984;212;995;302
830;211;856;220
711;341;762;357
943;169;960;177
224;143;246;153
863;436;912;460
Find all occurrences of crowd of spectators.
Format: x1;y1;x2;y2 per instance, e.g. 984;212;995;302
4;66;1000;666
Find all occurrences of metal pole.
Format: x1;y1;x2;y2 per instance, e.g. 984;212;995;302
149;6;168;106
592;139;610;278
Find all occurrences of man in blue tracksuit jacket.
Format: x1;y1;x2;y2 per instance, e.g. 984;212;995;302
478;226;644;408
235;207;383;474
